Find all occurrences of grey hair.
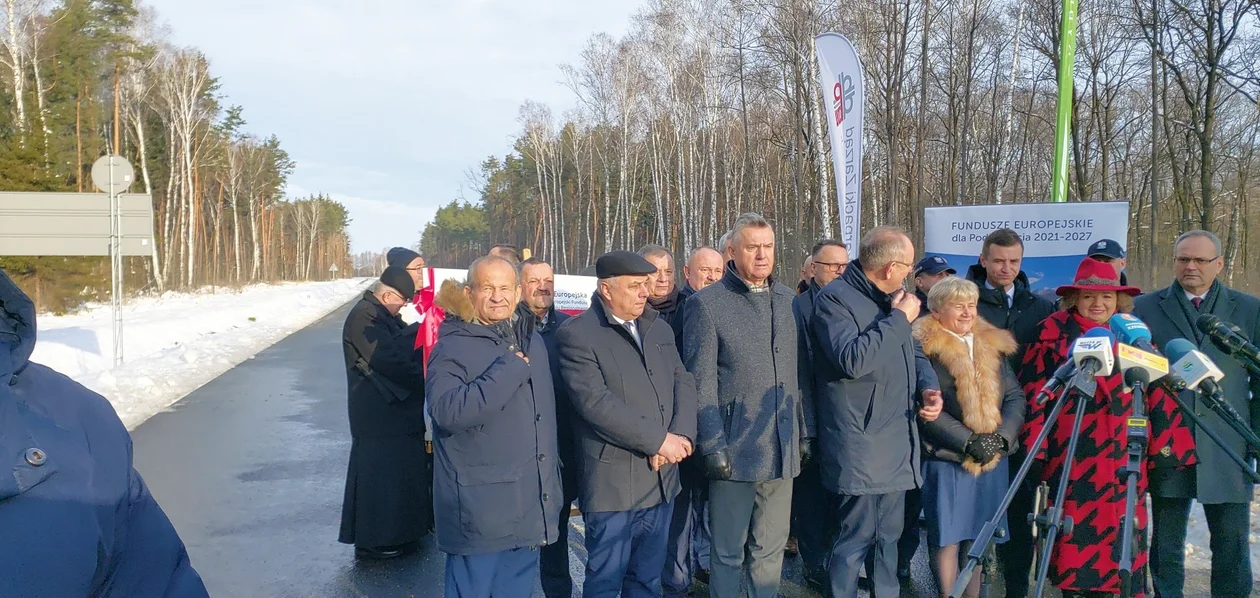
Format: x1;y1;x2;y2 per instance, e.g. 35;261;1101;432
1174;229;1223;257
467;255;519;287
859;226;911;272
927;276;980;313
730;212;773;247
637;244;674;262
717;231;732;253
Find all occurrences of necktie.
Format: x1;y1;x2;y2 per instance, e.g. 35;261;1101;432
1192;297;1203;309
623;321;641;350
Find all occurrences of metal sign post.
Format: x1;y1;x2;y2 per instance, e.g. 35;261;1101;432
329;263;339;279
90;155;135;367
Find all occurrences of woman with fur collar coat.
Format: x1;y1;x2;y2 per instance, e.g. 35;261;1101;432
912;276;1025;598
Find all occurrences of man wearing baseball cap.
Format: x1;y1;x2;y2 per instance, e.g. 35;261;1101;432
1087;239;1129;286
913;256;956;311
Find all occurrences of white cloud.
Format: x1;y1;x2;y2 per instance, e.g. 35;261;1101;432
147;0;644;250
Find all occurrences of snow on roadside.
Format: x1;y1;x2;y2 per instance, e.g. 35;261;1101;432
28;278;372;430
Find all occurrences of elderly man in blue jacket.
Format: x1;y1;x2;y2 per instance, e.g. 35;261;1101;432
0;267;208;597
811;226;943;598
426;256;563;598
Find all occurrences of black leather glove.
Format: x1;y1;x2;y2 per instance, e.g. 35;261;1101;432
799;438;817;468
965;433;1005;463
704;450;733;480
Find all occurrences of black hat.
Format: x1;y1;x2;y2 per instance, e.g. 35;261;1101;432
379;265;416;299
914;255;956;277
386;247;423;268
1087;238;1126;260
596;250;658;279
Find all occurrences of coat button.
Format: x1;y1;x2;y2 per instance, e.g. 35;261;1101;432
24;448;45;467
648;369;654;376
543;493;550;501
538;454;546;461
1160;446;1172;457
660;405;666;412
536;414;542;422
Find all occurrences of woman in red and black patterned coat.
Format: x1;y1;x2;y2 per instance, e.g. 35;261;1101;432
1018;258;1197;597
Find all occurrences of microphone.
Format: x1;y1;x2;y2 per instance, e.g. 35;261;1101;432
1109;314;1170;384
1197;314;1260;365
1164;338;1227;397
1035;328;1115;404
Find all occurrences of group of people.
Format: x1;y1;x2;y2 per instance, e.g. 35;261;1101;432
338;216;1259;598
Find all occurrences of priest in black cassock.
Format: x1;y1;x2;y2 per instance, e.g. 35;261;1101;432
338;266;431;560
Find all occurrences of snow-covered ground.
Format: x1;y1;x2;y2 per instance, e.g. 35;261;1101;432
28;278;371;430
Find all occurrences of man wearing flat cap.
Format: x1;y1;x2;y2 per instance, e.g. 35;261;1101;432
556;250;698;597
338;266;431;560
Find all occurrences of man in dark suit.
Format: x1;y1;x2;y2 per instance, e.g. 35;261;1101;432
1132;229;1260;598
557;251;698;597
518;257;576;598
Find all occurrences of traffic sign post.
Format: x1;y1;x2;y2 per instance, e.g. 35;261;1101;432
91;155;136;367
329;263;339;279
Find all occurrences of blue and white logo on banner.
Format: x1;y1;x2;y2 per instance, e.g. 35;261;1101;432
923;202;1130;293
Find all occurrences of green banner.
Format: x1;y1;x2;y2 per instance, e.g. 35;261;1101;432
1050;0;1080;203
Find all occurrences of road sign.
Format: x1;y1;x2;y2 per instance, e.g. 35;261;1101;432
329;263;339;272
0;192;155;256
91;155;135;195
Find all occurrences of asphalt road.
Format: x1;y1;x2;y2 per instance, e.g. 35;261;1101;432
132;301;1238;597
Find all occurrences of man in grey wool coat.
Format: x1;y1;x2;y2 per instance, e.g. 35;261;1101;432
682;212;813;598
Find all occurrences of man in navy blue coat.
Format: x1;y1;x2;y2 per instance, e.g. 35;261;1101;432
558;251;698;597
811;227;942;598
0;267;208;596
517;256;576;598
427;256;563;598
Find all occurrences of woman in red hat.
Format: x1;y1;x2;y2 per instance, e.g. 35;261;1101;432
1017;258;1196;597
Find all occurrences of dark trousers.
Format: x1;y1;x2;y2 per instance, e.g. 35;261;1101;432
898;488;922;573
830;491;906;598
583;500;675;598
709;478;794;598
998;454;1036;598
663;461;711;597
444;547;539;598
540;471;579;598
1150;497;1253;598
792;459;837;579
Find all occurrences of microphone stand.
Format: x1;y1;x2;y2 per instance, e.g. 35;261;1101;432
1117;369;1150;598
950;370;1096;598
1162;381;1260;484
1030;368;1098;598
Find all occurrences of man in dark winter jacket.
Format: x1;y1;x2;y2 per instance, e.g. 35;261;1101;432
963;228;1055;598
426;256;563;598
662;245;724;597
1087;238;1130;286
518;257;576;598
558;251;698;597
339;266;431;560
811;226;942;598
683;212;813;598
639;245;682;330
790;238;848;588
0;268;208;596
913;255;956;309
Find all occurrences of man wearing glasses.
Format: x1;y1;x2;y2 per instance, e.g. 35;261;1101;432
1133;230;1260;598
789;239;848;590
339;266;432;560
810;227;943;597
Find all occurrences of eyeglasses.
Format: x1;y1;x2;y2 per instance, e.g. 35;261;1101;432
406;265;426;271
814;260;849;273
889;260;913;271
1175;256;1219;266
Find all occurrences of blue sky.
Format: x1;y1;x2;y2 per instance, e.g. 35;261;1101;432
147;0;643;252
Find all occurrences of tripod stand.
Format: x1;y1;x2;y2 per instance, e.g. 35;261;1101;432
1117;369;1150;598
950;369;1098;598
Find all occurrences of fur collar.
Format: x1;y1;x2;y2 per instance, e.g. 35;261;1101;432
434;279;474;322
914;316;1018;475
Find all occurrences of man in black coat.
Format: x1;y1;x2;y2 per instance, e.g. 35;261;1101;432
427;256;562;597
790;238;848;588
338;266;430;560
557;251;698;597
639;245;683;329
518;257;576;598
662;245;724;597
810;226;942;598
963;228;1055;598
913;255;956;310
1132;230;1260;598
1087;238;1130;286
